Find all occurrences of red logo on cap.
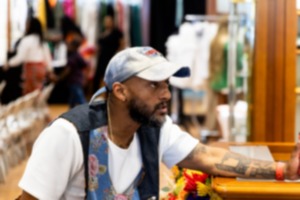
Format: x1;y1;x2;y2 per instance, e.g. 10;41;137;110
145;49;158;56
139;47;161;57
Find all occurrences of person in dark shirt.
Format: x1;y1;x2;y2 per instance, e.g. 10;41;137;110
61;34;88;108
93;14;124;93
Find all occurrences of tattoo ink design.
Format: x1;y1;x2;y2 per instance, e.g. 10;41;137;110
215;153;251;175
186;144;207;160
249;161;275;178
215;152;275;178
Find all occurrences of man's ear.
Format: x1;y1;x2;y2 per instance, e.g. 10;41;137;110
111;82;127;102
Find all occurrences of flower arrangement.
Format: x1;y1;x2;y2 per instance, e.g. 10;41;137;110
161;166;222;200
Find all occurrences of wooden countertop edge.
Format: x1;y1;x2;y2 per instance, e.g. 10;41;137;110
212;177;300;196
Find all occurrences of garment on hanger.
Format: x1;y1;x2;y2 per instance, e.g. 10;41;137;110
116;0;124;32
141;0;150;46
175;0;184;27
37;0;47;29
45;0;55;29
130;4;142;46
210;42;244;94
80;0;99;46
167;21;218;90
63;0;76;20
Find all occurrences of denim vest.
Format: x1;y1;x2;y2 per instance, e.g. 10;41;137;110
60;101;159;200
87;127;142;200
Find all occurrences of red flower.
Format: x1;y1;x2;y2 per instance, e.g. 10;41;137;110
167;193;177;200
183;170;209;192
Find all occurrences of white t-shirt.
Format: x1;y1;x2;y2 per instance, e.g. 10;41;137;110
8;35;52;71
19;116;198;200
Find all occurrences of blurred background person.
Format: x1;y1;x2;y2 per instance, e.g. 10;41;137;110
59;15;95;98
58;33;88;108
93;14;124;93
60;15;84;43
5;17;55;95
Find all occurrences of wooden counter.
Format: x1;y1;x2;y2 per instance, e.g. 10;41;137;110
210;142;300;200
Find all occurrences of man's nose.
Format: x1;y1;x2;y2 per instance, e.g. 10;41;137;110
159;86;171;101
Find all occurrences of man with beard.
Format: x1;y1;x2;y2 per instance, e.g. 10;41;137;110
18;47;300;200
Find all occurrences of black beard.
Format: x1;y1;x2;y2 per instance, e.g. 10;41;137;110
128;99;165;127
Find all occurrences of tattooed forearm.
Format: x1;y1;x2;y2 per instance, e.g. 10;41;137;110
249;161;275;178
186;144;207;160
215;152;275;178
215;152;251;175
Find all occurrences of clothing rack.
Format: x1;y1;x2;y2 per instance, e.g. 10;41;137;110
184;10;242;141
185;14;240;22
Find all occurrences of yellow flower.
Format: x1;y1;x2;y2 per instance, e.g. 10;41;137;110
196;181;210;196
185;169;204;176
174;177;185;195
171;166;181;178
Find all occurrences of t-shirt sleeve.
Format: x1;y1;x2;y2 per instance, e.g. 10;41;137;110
159;116;199;168
8;37;29;67
18;118;83;200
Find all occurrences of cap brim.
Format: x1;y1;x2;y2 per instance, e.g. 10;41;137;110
136;61;190;82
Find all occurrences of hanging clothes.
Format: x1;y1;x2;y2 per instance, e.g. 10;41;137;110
0;0;7;67
48;0;57;8
141;0;150;46
175;0;184;27
166;21;218;124
45;0;55;29
116;0;124;32
167;22;218;90
37;0;47;30
114;0;131;47
80;0;99;46
53;1;64;30
130;4;142;46
10;0;28;39
210;42;244;93
98;1;108;34
119;0;131;47
63;0;76;21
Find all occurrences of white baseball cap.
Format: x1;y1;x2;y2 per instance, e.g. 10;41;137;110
90;46;190;102
104;46;190;90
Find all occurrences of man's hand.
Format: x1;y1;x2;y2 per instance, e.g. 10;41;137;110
284;143;300;180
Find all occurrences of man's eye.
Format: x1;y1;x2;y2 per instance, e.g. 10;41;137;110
150;82;158;88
